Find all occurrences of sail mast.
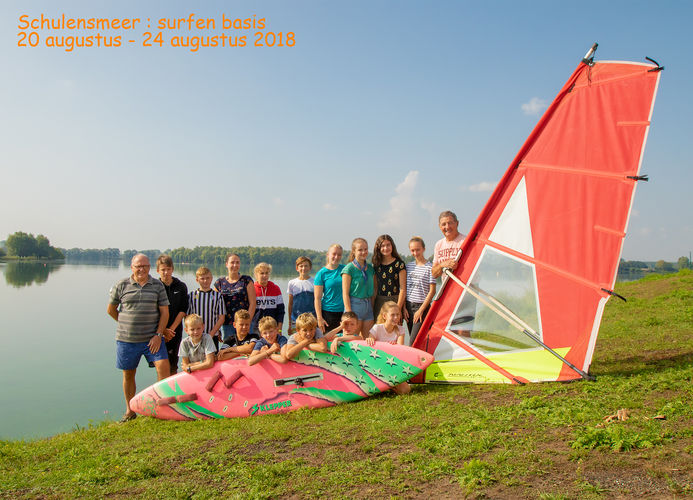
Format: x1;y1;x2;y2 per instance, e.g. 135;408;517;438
413;45;662;384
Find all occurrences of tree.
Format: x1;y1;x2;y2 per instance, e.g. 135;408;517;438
121;249;138;262
5;231;64;259
36;234;51;258
678;256;691;270
6;231;38;257
654;260;674;272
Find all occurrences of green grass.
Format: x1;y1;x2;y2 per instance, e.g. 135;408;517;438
1;271;692;499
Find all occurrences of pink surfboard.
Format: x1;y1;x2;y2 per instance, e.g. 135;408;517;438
130;341;433;420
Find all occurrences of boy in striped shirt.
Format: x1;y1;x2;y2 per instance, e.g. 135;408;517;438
187;267;226;351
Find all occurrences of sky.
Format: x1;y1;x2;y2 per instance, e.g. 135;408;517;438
1;1;691;261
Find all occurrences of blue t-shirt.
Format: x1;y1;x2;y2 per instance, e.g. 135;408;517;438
252;335;288;351
314;265;345;312
287;277;315;321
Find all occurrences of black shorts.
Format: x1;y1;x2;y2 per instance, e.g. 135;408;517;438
322;310;343;334
166;329;183;370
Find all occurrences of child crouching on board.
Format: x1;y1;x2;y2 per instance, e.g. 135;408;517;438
367;302;411;395
217;309;259;361
325;311;364;355
248;317;288;366
179;314;217;374
282;312;327;361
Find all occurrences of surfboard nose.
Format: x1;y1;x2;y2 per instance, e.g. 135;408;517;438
129;390;158;417
418;351;435;369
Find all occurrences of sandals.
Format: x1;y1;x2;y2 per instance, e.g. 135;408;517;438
119;413;137;423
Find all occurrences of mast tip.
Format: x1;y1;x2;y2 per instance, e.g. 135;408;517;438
582;43;598;65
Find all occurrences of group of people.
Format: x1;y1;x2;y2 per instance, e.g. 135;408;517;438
107;211;465;422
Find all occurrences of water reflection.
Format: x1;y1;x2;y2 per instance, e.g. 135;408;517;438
0;263;299;440
3;261;63;288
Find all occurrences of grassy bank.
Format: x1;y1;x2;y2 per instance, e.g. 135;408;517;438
1;271;692;499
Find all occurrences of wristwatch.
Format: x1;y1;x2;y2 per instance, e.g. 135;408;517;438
157;332;164;339
187;366;192;373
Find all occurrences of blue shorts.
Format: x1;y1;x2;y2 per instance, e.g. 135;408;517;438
116;340;168;371
350;297;374;322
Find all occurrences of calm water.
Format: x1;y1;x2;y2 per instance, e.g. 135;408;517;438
0;261;647;440
0;262;294;441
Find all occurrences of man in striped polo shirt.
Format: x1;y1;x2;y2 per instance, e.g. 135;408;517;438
107;254;170;422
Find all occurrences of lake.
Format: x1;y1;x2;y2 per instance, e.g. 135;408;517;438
0;261;649;441
0;261;295;441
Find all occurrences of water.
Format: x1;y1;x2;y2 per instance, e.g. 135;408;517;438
0;262;293;441
0;261;651;440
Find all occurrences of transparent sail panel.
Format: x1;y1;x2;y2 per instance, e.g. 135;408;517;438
447;248;541;354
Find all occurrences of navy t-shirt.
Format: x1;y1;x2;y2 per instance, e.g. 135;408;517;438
252;336;288;351
225;331;260;347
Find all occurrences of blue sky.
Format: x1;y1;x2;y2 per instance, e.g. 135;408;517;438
1;1;691;261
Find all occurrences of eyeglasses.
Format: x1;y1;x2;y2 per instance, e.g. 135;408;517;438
132;265;150;269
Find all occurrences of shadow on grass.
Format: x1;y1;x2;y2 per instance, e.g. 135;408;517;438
592;351;693;377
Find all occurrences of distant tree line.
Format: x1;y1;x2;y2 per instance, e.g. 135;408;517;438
618;257;691;274
167;246;326;268
121;249;166;263
9;233;689;274
2;232;63;260
618;260;651;272
59;245;328;268
62;247;121;262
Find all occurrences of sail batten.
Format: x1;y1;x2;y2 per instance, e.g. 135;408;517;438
520;162;647;180
413;53;662;384
477;237;615;294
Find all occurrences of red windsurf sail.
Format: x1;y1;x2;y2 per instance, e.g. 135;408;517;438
413;47;662;383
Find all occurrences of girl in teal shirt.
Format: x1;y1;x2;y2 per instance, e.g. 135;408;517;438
341;237;375;337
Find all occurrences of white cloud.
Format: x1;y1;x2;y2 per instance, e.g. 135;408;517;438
638;227;652;236
462;181;496;192
521;97;547;116
322;203;336;211
632;209;640;217
379;170;419;229
273;197;283;206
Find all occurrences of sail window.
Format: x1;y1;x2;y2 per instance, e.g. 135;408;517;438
446;247;542;354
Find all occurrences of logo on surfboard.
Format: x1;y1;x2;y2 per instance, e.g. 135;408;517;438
249;399;292;416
